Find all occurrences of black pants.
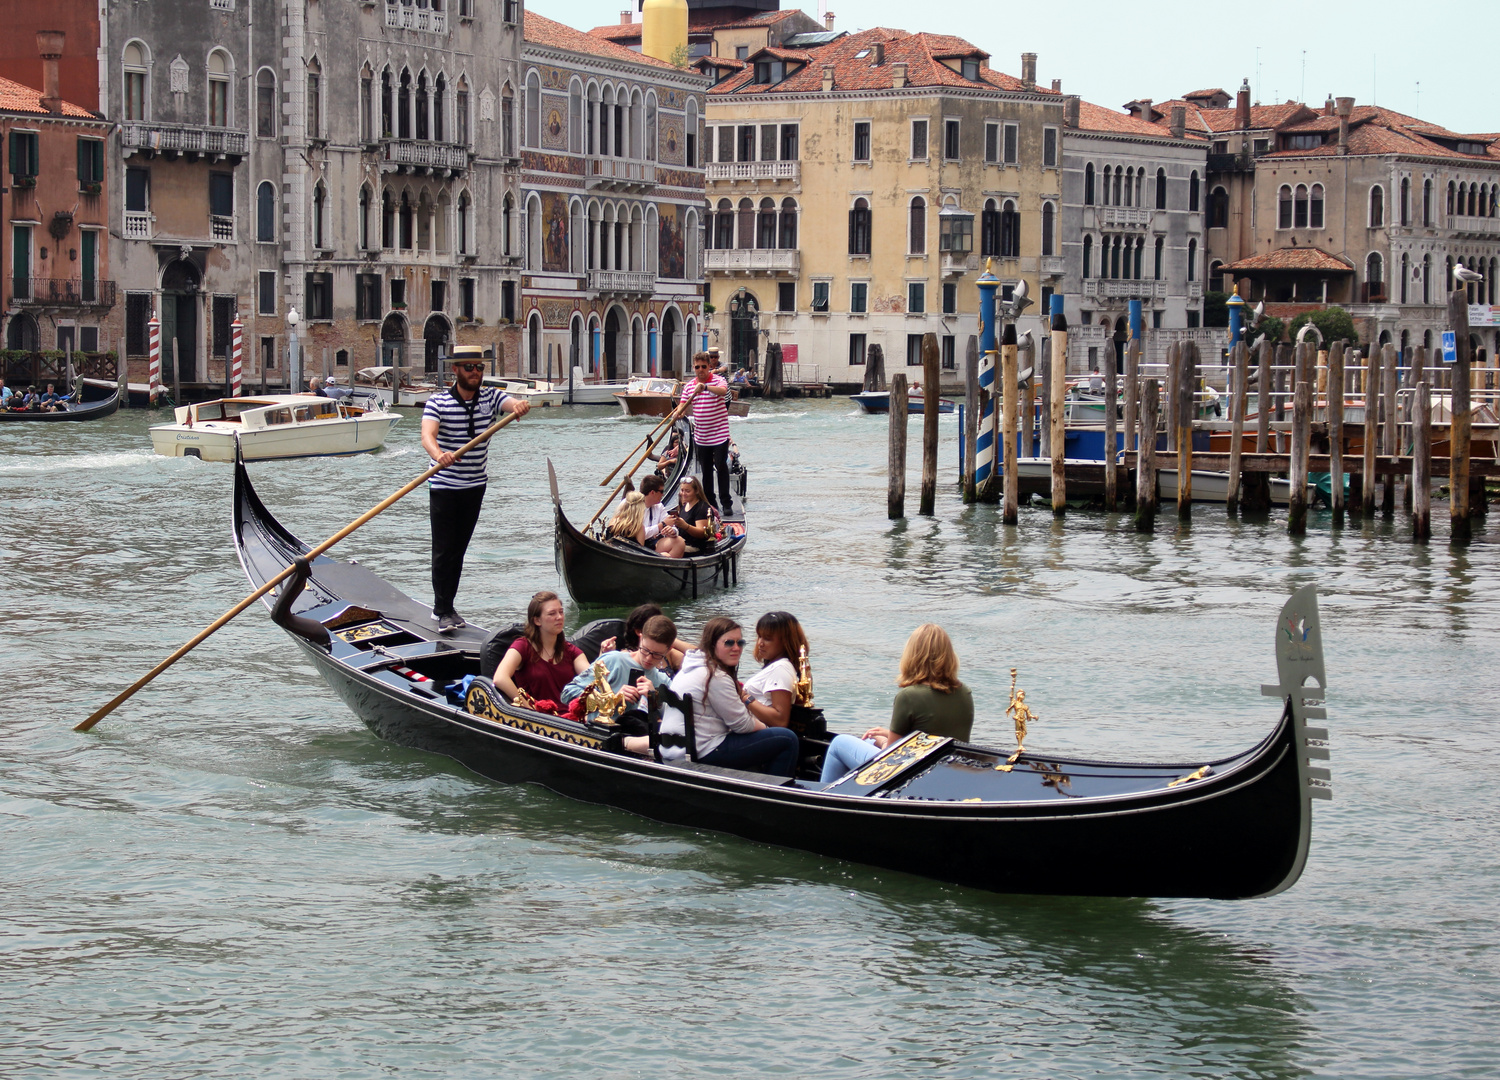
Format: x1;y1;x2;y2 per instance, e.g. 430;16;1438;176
430;484;486;616
696;440;732;513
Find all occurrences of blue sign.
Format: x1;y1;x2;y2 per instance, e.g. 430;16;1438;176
1441;331;1457;364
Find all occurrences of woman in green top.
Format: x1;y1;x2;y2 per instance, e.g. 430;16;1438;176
819;624;974;784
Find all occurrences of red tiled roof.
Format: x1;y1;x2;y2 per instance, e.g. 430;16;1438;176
0;74;95;119
1258;105;1499;162
1224;247;1353;273
1076;99;1206;140
710;27;1053;97
528;11;677;69
589;7;798;41
1184;88;1228;100
693;55;746;73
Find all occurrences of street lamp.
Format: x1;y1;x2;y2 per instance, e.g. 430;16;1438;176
287;307;301;392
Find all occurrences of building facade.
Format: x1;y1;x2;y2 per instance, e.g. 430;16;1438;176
521;13;708;382
702;30;1064;386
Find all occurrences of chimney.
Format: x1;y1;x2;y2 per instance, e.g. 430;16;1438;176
620;10;631;24
1136;97;1153;121
871;42;884;65
1063;94;1080;129
823;10;835;30
1169;105;1186;139
1336;95;1354;155
36;30;64;116
1235;78;1250;129
1324;95;1335;116
891;62;908;90
1020;52;1036;89
822;65;835;92
1051;78;1062;93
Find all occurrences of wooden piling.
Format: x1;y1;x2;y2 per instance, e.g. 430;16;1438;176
1104;338;1119;511
1381;343;1398;514
865;343;886;392
1404;346;1425;512
1362;345;1379;518
1273;344;1291;438
1255;341;1273;452
1002;331;1019;525
963;337;978;502
1413;380;1432;541
1165;341;1180;453
920;335;940;515
1227;341;1248;516
1049;317;1068;517
1135;378;1159;532
1327;341;1345;528
1177;341;1196;520
1039;338;1052;459
1288;379;1311;535
1123;336;1140;509
1448;289;1472;541
888;373;908;519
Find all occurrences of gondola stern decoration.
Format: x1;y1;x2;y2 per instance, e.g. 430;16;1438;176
1261;583;1331;804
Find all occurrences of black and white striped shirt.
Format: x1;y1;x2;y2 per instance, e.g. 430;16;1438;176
423;386;509;490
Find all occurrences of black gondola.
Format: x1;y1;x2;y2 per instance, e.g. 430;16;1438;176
551;419;748;606
0;378;121;422
234;454;1332;900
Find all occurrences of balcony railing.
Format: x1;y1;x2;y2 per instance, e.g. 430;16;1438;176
381;139;469;172
703;248;800;274
587;269;656;294
706;160;799;184
384;2;447;32
121;122;248;158
1449;214;1500;236
211;215;235;242
124;211;152;239
1083;279;1167;300
1188;282;1204;300
11;278;118;308
1096;206;1152;228
587;157;656;189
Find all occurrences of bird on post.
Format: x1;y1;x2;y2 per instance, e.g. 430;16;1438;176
1454;261;1484;285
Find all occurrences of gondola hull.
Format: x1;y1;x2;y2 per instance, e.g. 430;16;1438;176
234;456;1329;900
0;378;121;422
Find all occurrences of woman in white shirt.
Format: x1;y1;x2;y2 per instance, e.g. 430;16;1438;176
741;611;808;729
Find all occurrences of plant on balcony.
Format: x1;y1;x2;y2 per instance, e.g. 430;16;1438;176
703;303;716;315
1288;307;1356;346
81;181;102;196
13;175;37;189
391;301;407;310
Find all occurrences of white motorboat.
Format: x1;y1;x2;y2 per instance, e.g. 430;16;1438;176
483;377;565;407
150;394;401;461
353;366;440;408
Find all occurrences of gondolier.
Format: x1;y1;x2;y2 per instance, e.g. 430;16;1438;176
421;346;530;631
680;351;733;512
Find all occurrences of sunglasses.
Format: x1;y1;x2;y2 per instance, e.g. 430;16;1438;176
454;362;485;372
719;638;746;648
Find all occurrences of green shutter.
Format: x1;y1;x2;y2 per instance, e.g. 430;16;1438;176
7;132;17;177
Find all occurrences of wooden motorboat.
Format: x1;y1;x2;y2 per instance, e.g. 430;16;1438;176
0;377;120;422
484;378;565;408
353;366;439;408
233;455;1331;899
849;390;955;415
551;420;749;605
614;377;680;417
151;394;400;461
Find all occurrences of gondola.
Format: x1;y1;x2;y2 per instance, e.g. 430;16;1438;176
0;377;121;422
551;419;748;606
233;453;1331;899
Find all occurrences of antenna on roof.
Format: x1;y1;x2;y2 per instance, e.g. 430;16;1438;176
1300;50;1306;104
1415;80;1420;116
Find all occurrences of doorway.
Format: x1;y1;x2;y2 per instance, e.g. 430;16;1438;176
604;308;621;380
729;293;759;370
423;314;450;373
380;313;407;367
161;258;200;382
662;308;679;377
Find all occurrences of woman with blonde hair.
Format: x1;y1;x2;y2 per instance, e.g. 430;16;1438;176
818;624;975;784
605;491;650;546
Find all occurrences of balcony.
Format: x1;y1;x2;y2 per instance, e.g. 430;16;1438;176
940;251;978;276
587;269;656;295
586;157;655;192
1189;282;1204;300
11;278;118;308
211;215;235;242
384;1;447;33
1041;255;1066;276
1082;279;1166;300
1095;206;1152;228
704;248;800;275
1449;214;1500;237
124;211;152;239
706;160;800;185
121;122;248;162
1207;152;1254;174
381;139;468;175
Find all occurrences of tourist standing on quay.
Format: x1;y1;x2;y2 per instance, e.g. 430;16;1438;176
681;351;732;512
420;346;530;631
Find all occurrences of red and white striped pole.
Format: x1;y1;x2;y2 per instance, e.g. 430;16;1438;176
230;315;243;397
147;313;161;400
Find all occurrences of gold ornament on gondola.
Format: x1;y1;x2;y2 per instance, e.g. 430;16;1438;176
793;645;814;707
996;667;1037;771
583;660;625;724
511;686;538;710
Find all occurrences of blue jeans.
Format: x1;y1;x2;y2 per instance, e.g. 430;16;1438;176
820;733;882;784
702;727;800;777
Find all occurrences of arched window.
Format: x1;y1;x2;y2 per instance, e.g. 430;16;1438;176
685;208;699;279
1422;253;1431;304
1082;235;1092;278
305;57;320;139
1366;252;1383;289
1278;185;1293;229
398;69;412;140
646;92;658;162
457;191;470;255
123;41;149;121
1470;182;1479;217
1369;185;1384;227
358;186;371;249
417;190;433;251
208;50;231;127
1109;234;1120;278
849;198;871;255
1294;184;1309;229
1208;186;1229;228
1134;237;1144;279
1400;252;1409;303
1084;163;1095;206
434;74;447;142
1136;170;1145;207
757;197;776;249
779;197;798;249
980;198;999;256
416;72;430;141
1447;180;1457;216
381;189;395;248
1041;201;1055;257
1105;165;1116;206
1123;167;1134;208
527;194;542;268
525;71;540;148
716;198;734;249
256;69;276;137
1188;170;1200;212
399;190;413;249
1187;238;1197;281
1154;235;1164;280
569;79;584;154
501;193;514;256
256;181;276;242
1491;257;1498;305
1422;178;1432;226
999;199;1018;258
1155;168;1167;210
312;183;326;248
909;196;927;255
1310;184;1324;229
1400;177;1411;225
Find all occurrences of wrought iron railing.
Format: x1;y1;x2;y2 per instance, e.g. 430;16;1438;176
11;278;118;307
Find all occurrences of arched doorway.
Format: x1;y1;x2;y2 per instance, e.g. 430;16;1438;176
661;308;680;377
380;313;408;367
528;312;542;375
6;312;39;351
728;291;758;371
603;307;622;380
423;314;451;374
568;315;583;382
1112;316;1128;369
161;258;200;382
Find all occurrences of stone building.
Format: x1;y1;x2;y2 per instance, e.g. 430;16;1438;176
1;39;115;371
700;28;1063;387
520;12;708;382
99;0;524;389
1058;95;1208;369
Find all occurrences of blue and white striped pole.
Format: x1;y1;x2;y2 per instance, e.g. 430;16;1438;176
974;263;1001;490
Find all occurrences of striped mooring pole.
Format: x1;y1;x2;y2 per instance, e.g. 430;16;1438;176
974;260;1001;488
230;315;243;397
147;313;162;399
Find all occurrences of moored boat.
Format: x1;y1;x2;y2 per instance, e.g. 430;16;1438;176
850;390;955;414
150;394;400;461
353;366;439;408
614;377;680;416
0;377;120;422
484;377;565;407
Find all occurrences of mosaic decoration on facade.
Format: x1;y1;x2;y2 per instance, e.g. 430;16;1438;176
540;67;567;90
542;94;569;150
523;151;585;176
541;193;571;273
539;299;576;328
653;168;704;191
658;204;685;281
658;120;684;165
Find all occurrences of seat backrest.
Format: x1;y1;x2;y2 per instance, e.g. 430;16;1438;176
654;683;699;763
479;622;526;678
572;617;626;663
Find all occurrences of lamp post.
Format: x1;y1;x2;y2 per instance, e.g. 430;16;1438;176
287;307;301;392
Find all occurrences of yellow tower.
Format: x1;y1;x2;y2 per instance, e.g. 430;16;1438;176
641;0;688;65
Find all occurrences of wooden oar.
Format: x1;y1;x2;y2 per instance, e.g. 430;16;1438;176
584;416;681;532
75;411;523;733
599;392;684;486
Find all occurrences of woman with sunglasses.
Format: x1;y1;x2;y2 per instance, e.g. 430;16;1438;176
662;618;800;777
741;611;809;729
666;476;717;553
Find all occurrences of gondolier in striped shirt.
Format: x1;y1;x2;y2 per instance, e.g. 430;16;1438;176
680;351;733;513
420;346;530;631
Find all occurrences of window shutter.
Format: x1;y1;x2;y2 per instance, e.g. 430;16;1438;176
78;138;87;182
8;132;17;176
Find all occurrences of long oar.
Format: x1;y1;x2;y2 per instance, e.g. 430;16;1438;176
76;411;523;733
585;415;682;532
599;392;684;487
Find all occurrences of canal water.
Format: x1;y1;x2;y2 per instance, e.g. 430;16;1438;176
2;400;1497;1078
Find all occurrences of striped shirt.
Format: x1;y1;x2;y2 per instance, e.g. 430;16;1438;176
680;374;730;446
423;385;509;490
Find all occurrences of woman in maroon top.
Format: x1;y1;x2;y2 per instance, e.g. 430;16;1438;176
494;591;589;704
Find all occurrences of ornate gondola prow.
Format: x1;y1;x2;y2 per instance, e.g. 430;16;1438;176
1255;582;1330;898
546;458;563;510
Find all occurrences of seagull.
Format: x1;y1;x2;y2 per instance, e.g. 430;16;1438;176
1251;300;1265;326
1454;261;1484;284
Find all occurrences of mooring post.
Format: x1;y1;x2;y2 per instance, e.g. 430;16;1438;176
963;336;978;501
920;333;940;516
973;264;1000;503
1288;379;1311;535
1135;378;1159;533
1039;337;1051;459
1381;343;1398;515
1227;341;1248;517
1404;346;1427;512
1413;380;1432;541
1448;289;1472;541
1123;335;1140;510
1327;341;1345;528
1362;345;1379;518
1177;340;1196;520
888;373;908;519
1048;295;1068;516
1021;344;1036;460
1164;341;1180;454
1001;325;1019;524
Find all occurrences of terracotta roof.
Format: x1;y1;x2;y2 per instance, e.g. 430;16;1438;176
589;7;800;41
1075;99;1206;140
713;9;804;30
0;74;95;119
1257;105;1500;162
1224;247;1354;273
1184;88;1228;100
710;26;1053;97
693;55;746;73
528;12;677;69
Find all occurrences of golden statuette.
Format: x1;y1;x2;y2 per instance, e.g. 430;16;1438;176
510;686;537;710
996;667;1037;771
582;660;625;724
793;645;814;707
